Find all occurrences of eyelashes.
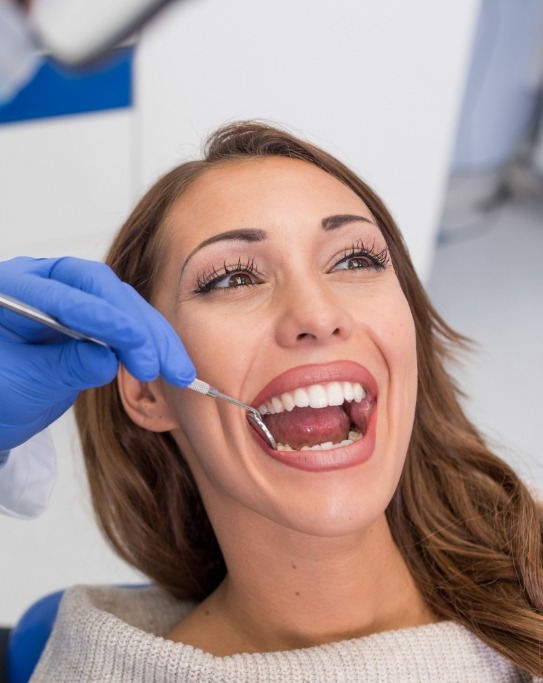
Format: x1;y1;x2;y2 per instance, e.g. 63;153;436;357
334;239;390;272
193;240;390;295
194;257;261;294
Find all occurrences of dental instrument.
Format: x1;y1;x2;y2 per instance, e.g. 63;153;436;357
0;291;109;347
185;379;276;449
0;291;276;449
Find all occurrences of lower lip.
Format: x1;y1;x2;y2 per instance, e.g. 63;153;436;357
254;402;378;473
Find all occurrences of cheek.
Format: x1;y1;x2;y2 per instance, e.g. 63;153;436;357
387;300;418;461
388;301;417;381
173;303;254;388
378;281;417;368
161;382;228;493
366;287;418;434
353;282;417;380
176;309;218;370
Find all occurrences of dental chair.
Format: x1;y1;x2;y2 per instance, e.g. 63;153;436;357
5;589;65;683
4;584;148;683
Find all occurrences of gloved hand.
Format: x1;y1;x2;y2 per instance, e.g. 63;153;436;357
0;256;196;450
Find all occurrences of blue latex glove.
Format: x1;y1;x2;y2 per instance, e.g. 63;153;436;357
0;256;196;450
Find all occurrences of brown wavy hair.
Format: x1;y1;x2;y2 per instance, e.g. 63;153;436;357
75;121;543;676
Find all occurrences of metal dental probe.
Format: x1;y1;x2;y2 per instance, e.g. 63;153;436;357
0;292;109;346
185;379;276;449
0;291;276;449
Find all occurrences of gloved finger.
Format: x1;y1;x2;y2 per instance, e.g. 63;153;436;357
0;273;149;349
10;340;120;398
56;339;120;390
0;258;160;379
49;258;196;385
0;341;119;449
2;258;146;339
121;284;196;386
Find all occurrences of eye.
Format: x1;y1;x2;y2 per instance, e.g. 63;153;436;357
214;271;257;289
194;258;263;294
333;254;379;271
331;241;390;273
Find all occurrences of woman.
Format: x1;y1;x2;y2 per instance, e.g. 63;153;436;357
32;122;542;681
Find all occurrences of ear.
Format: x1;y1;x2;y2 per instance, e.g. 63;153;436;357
117;365;179;433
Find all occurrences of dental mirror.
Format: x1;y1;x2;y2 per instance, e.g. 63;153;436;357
186;379;277;450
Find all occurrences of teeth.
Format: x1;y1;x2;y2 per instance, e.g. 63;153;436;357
276;429;363;452
308;384;328;409
293;387;309;409
342;381;354;402
281;392;296;411
259;381;367;416
271;396;283;414
327;382;345;406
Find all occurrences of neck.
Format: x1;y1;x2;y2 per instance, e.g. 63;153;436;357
169;510;437;654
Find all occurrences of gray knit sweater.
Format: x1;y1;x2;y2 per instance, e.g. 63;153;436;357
31;585;534;682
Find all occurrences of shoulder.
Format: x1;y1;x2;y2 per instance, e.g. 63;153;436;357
30;585;199;682
60;584;196;635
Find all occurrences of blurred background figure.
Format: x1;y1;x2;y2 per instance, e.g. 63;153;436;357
444;0;543;220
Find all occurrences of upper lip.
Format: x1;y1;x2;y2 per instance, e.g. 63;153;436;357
251;361;378;409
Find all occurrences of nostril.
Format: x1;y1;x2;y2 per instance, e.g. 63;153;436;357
296;327;342;342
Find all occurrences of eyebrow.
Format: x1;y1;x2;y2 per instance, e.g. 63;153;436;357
180;228;266;277
321;214;375;230
181;214;376;275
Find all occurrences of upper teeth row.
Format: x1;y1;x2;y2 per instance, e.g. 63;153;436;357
258;381;366;415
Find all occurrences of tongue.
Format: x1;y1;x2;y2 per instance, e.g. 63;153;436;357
264;406;350;449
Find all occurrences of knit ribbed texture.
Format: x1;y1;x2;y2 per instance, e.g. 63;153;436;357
31;585;533;682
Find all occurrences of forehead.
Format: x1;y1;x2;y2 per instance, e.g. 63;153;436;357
164;157;374;240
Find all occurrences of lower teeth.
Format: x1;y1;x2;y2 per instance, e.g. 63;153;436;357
276;429;362;452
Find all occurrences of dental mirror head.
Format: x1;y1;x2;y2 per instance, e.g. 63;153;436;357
185;379;277;450
246;411;277;450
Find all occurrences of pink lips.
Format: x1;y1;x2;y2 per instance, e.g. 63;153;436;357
251;361;378;408
250;361;379;473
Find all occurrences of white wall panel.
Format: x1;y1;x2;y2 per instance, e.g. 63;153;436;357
0;413;143;625
0;110;134;261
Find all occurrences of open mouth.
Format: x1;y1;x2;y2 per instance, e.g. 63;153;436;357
258;381;373;452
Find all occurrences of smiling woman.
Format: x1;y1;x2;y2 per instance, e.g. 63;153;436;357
32;122;543;681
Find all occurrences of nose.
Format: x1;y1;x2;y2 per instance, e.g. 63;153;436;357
274;277;353;348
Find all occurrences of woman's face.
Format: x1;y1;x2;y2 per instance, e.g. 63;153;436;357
153;157;417;538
